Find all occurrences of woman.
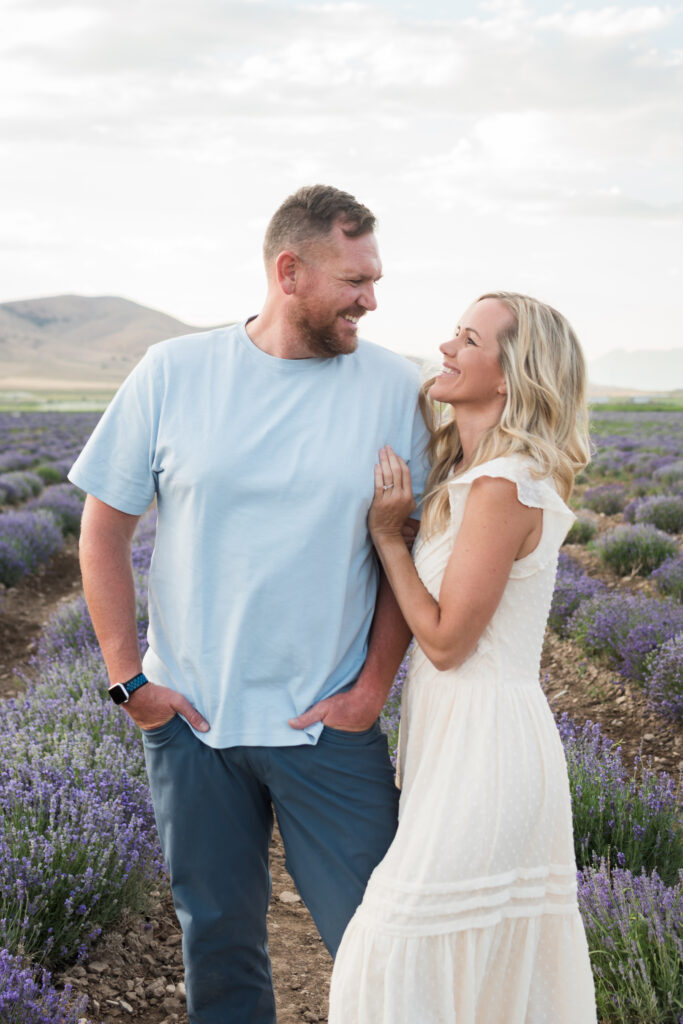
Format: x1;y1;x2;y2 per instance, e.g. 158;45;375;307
328;292;597;1023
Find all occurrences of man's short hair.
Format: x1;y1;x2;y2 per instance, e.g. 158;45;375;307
263;185;376;266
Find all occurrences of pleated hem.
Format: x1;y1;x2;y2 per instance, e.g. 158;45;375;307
329;909;597;1024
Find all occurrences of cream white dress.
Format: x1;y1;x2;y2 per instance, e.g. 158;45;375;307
328;456;597;1024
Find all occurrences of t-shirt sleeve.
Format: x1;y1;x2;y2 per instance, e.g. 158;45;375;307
68;347;161;515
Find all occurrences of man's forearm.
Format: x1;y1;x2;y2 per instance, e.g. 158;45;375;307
353;566;412;710
79;497;143;685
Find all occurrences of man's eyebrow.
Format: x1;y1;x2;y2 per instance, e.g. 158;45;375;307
344;271;383;282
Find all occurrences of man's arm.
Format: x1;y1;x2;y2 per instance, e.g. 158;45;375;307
288;533;416;733
79;495;209;732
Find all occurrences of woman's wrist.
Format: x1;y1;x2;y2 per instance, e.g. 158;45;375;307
373;531;411;560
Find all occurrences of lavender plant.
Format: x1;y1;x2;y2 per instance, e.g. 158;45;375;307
564;515;597;545
0;948;87;1024
644;636;683;724
634;494;683;535
557;715;682;883
593;524;678;577
548;553;607;635
567;591;683;682
0;453;35;473
26;485;85;537
33;463;70;485
582;483;629;516
578;861;683;1024
622;497;647;524
0;472;43;508
0;510;64;586
0;510;163;971
652;556;683;603
653;458;683;486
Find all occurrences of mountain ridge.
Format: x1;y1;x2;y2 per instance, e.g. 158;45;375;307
0;294;680;394
0;294;223;386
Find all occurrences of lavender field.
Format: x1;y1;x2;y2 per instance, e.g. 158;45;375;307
0;408;682;1024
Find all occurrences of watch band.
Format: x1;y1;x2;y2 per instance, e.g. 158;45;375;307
108;673;149;705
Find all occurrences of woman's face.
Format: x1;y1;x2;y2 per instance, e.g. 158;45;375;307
429;297;510;409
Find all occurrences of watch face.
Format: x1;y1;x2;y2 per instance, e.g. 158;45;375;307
109;683;129;705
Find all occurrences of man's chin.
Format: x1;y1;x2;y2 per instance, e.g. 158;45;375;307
312;332;359;358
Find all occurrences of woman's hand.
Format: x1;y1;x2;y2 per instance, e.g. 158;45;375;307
369;446;416;543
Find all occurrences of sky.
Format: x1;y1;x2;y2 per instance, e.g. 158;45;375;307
2;0;682;374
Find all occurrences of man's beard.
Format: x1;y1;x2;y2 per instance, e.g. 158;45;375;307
292;308;362;358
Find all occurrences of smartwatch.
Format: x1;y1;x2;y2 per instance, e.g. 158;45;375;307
108;673;149;705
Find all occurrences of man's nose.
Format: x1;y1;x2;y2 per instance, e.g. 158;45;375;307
358;283;377;311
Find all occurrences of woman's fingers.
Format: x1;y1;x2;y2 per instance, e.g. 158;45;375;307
380;446;412;497
378;446;395;490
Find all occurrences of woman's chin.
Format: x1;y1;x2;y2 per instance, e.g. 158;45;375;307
429;380;454;405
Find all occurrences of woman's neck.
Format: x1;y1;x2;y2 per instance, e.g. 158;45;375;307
452;406;501;466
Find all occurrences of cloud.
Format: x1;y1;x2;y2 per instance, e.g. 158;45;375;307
538;5;676;38
1;0;682;350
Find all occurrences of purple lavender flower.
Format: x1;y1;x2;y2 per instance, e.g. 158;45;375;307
634;494;683;535
0;471;44;506
0;947;88;1024
644;636;683;724
379;651;410;767
558;714;682;882
593;524;679;577
549;554;607;635
0;509;163;968
0;510;64;586
583;483;629;515
578;860;683;1023
567;591;683;681
652;556;683;604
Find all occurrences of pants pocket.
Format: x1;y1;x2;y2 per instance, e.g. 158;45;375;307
140;713;184;748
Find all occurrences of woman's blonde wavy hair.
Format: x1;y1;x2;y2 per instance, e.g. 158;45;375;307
419;291;591;537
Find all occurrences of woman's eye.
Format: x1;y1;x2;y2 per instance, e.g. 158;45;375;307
466;336;476;345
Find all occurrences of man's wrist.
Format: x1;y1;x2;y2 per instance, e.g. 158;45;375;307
108;673;149;705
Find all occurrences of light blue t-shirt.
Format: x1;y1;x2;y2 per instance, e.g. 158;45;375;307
69;322;430;748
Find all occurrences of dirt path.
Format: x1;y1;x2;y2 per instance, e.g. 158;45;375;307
1;549;681;1023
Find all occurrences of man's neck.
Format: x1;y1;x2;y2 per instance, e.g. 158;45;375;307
245;309;318;360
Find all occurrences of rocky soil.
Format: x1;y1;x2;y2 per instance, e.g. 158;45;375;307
1;541;680;1024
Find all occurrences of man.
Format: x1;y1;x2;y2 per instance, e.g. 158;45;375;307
70;185;429;1023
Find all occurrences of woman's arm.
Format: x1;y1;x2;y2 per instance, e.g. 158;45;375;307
370;447;541;672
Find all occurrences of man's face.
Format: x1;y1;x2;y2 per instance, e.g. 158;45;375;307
292;223;382;357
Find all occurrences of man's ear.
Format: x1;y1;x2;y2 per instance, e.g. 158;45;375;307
275;250;298;295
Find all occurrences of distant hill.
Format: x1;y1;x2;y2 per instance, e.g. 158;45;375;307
0;295;225;388
1;295;681;395
587;348;683;394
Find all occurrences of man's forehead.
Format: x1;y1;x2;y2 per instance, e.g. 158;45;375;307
325;226;381;271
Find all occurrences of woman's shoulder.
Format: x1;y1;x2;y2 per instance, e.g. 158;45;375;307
447;453;571;516
448;453;535;488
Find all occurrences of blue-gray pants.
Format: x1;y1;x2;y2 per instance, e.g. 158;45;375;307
142;715;399;1024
